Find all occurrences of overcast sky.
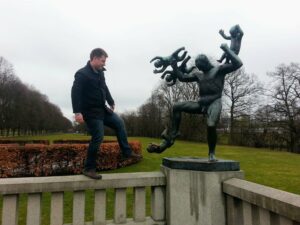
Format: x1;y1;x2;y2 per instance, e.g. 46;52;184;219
1;0;299;121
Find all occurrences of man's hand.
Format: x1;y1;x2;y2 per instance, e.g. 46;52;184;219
75;113;84;124
110;104;115;112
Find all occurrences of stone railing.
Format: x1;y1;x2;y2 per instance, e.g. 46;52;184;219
223;178;300;225
1;159;300;225
0;172;166;225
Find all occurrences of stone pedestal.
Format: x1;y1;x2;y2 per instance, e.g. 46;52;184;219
161;157;244;225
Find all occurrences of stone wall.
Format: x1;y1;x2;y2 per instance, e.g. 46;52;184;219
0;141;142;178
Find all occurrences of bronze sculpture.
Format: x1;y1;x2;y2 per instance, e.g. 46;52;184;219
147;28;243;161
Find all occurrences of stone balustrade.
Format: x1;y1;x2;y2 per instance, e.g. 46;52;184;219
0;172;166;225
223;178;300;225
1;160;300;225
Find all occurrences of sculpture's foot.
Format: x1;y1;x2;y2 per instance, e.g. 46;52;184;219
147;143;163;153
147;143;166;153
147;139;174;154
217;59;222;63
208;153;218;162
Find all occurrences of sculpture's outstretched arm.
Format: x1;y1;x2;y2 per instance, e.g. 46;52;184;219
154;65;168;74
166;79;177;86
176;51;188;61
219;43;243;74
161;70;172;79
172;47;187;61
170;60;198;82
150;56;163;63
178;55;196;73
172;47;185;56
160;70;177;86
219;29;231;40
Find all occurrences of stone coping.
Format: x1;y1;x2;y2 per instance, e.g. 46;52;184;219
223;178;300;222
0;172;166;194
162;157;240;171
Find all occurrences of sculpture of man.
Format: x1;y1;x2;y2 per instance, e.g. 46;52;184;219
147;43;243;161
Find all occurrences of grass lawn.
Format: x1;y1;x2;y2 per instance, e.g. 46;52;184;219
1;133;299;224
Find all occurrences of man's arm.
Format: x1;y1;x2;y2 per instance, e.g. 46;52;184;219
71;72;84;123
219;43;243;74
105;85;115;109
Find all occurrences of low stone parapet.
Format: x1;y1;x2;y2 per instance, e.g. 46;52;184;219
223;178;300;225
0;172;166;225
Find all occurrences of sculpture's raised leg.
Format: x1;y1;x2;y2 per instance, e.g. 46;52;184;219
147;128;180;153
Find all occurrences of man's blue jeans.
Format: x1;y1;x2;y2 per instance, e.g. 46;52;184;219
84;112;132;171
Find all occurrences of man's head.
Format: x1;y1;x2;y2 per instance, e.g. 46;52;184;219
195;54;213;72
90;48;108;70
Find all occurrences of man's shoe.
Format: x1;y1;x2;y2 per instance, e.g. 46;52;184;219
130;152;142;159
83;170;102;180
120;152;142;161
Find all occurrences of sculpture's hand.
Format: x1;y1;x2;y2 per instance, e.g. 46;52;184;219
219;29;224;35
161;70;172;79
165;74;175;83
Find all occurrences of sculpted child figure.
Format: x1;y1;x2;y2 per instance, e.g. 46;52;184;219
218;24;243;63
151;47;195;86
150;47;188;74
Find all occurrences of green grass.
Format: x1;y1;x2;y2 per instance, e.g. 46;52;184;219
1;133;300;224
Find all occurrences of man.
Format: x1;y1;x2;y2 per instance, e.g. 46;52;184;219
71;48;141;179
147;43;243;161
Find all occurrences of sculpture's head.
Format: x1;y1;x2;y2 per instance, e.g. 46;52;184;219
154;60;163;68
195;54;213;72
229;25;239;37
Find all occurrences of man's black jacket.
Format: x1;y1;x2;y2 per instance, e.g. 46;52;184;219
71;61;114;120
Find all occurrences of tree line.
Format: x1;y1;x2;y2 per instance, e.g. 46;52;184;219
0;56;72;136
120;62;300;153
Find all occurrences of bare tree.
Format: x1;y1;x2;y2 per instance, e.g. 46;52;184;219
223;68;263;144
268;63;300;153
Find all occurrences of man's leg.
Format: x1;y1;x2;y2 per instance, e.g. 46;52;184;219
84;119;104;179
104;112;140;159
